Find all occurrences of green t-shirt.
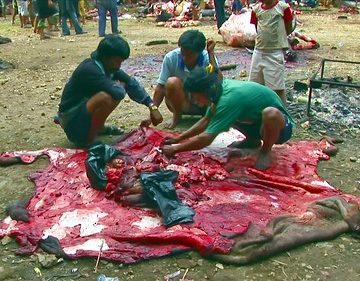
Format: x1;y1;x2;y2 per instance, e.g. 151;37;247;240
205;80;294;135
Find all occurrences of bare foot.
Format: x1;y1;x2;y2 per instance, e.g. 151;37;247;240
165;115;181;129
228;139;262;149
255;151;272;170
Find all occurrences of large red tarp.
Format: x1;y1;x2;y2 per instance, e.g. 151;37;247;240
0;128;357;264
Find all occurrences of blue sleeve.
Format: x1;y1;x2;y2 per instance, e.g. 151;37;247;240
113;69;153;106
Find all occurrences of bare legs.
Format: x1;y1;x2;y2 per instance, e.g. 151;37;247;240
274;89;286;105
164;77;187;129
229;107;286;170
256;107;286;170
86;92;120;144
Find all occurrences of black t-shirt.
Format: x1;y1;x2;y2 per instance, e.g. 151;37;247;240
59;58;151;112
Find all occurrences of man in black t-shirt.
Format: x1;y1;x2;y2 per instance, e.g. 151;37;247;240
57;35;163;146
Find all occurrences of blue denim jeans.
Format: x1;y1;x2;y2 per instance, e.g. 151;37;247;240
97;0;119;37
0;0;6;17
214;0;225;29
59;0;83;34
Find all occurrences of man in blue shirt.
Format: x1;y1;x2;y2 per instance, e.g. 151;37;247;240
57;35;163;146
143;30;221;129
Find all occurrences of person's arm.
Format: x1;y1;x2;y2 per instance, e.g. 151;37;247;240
113;69;151;105
153;53;172;106
206;38;223;80
152;83;166;107
283;5;294;35
114;69;163;125
163;114;211;145
250;9;258;32
178;115;211;141
165;132;217;156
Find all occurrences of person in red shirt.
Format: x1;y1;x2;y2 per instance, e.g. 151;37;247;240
249;0;293;103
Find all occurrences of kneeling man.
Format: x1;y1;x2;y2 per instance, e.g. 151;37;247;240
162;65;294;170
56;35;163;146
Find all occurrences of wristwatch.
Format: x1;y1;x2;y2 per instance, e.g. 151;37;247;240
149;103;158;111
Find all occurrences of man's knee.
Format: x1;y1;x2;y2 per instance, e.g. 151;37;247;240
165;77;183;95
88;91;119;113
262;107;285;127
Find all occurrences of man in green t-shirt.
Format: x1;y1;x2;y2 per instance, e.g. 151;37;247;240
162;65;294;170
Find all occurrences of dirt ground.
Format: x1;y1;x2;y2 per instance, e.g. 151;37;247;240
1;6;360;281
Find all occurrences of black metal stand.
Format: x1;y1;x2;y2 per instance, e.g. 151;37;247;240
306;59;360;116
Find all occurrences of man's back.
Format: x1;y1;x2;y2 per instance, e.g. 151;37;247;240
205;80;290;134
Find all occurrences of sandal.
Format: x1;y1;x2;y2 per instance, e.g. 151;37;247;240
99;125;124;136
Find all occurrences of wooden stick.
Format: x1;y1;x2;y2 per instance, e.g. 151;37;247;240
94;240;104;273
180;268;189;281
219;64;238;71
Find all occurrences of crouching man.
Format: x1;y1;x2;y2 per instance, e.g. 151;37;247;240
142;29;221;129
56;35;163;146
162;65;294;170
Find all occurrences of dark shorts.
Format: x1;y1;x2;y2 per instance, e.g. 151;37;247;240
59;101;92;145
234;113;293;144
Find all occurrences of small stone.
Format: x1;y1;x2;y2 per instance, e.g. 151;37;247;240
197;259;204;266
301;121;310;129
37;253;59;268
215;263;224;270
350;157;357;162
297;96;308;103
239;69;247;77
41;112;46;116
1;236;13;245
339;244;345;249
106;263;114;269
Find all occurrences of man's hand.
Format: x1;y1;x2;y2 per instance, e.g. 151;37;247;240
207;38;216;54
162;145;177;158
150;109;163;126
140;118;152;127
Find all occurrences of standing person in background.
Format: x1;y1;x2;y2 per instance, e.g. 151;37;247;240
11;0;18;24
58;0;86;35
214;0;225;31
0;0;7;19
78;0;87;24
16;0;30;27
97;0;120;37
36;0;58;39
249;0;293;103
